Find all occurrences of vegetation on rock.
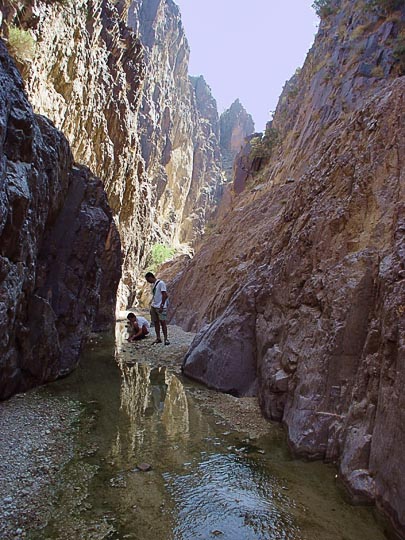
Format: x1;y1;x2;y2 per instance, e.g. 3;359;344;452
312;0;337;18
250;126;280;162
367;0;405;14
146;243;176;273
6;25;35;63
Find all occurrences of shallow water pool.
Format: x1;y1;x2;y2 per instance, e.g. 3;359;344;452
32;327;389;540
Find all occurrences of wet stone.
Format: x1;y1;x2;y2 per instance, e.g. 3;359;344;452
137;463;152;472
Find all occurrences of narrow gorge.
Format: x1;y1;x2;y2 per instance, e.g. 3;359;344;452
0;0;254;397
0;0;404;538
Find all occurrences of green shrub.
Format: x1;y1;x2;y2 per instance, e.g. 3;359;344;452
146;243;175;272
7;25;36;62
312;0;336;18
250;126;280;161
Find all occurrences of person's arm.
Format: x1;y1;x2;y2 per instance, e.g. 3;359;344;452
133;325;142;337
160;290;168;311
128;322;141;341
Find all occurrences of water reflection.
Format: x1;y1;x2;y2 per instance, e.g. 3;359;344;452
115;362;190;458
36;330;388;540
162;373;191;439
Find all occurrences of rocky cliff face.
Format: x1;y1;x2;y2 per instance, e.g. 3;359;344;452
128;2;226;246
0;40;121;399
1;0;226;309
219;99;255;180
1;0;148;309
168;0;405;535
180;76;225;243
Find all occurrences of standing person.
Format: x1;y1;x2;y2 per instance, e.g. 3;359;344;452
145;272;170;345
127;312;150;342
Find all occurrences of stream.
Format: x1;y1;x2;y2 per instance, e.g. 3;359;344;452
28;322;388;540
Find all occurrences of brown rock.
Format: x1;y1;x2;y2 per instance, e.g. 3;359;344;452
1;0;227;309
167;2;405;533
182;286;258;397
137;463;152;472
220;99;255;181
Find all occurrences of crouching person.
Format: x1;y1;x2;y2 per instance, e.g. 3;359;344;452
127;312;150;342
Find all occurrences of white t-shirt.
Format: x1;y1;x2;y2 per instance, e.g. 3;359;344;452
136;316;150;331
151;280;168;308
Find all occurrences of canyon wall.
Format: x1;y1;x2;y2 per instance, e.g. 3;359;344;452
0;40;121;399
128;3;226;247
0;0;226;309
168;0;405;535
219;99;255;180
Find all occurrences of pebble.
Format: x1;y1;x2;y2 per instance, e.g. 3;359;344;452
137;463;152;472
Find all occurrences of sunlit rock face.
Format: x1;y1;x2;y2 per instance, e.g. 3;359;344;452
0;40;121;399
219;99;255;180
1;0;226;308
180;75;225;243
128;1;225;246
168;0;405;534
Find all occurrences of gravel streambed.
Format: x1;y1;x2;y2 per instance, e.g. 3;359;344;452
0;391;80;539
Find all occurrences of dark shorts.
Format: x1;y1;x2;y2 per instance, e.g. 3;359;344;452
150;306;167;323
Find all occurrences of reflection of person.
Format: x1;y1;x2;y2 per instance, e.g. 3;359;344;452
127;312;150;342
145;272;170;345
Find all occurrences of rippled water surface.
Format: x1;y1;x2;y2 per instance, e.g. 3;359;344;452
34;327;389;540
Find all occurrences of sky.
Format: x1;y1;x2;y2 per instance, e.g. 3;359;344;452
174;0;319;132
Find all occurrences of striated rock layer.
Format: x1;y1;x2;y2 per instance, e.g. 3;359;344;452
0;0;226;309
168;1;405;536
0;40;121;399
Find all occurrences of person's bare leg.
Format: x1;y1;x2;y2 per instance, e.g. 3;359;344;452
154;320;161;342
161;321;169;343
161;321;167;341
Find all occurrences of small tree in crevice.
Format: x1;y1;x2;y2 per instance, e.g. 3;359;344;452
312;0;336;18
250;126;280;162
6;24;36;63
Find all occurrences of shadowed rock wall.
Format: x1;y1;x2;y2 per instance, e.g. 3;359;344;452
0;40;121;399
167;0;405;535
